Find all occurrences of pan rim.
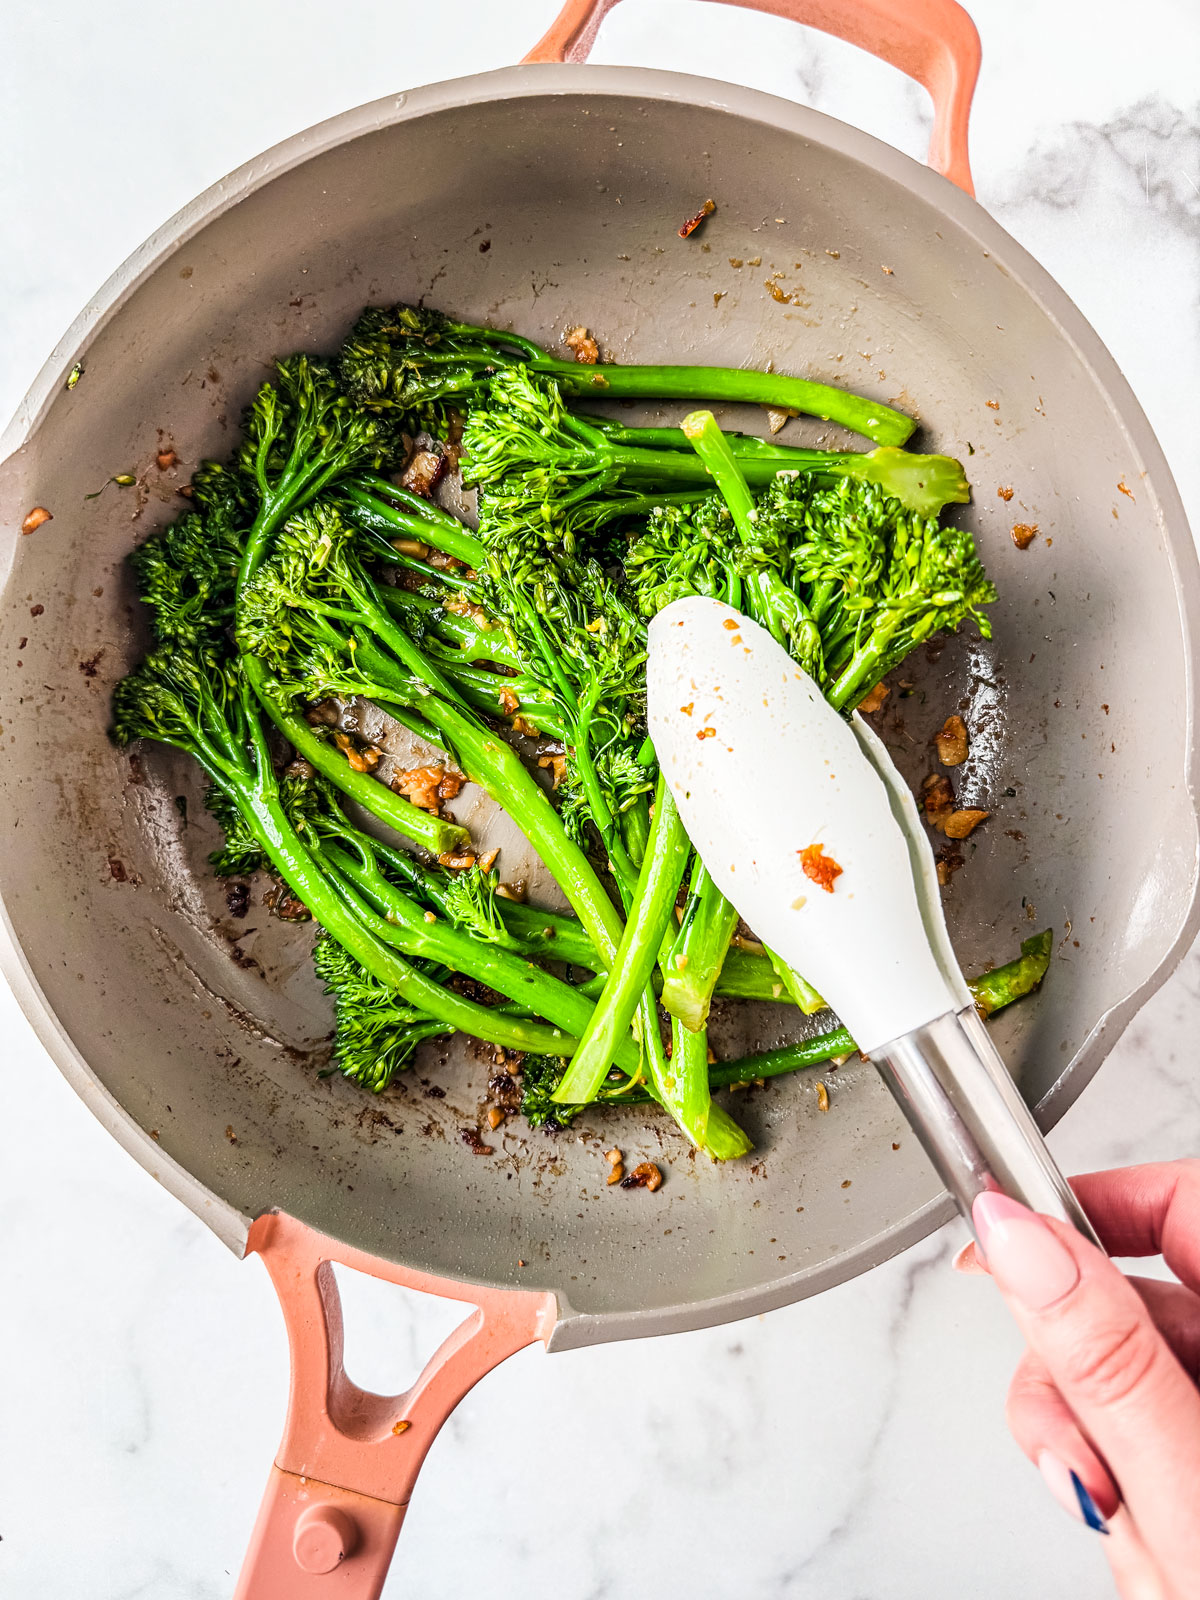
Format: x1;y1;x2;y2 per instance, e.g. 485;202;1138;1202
3;63;1198;1346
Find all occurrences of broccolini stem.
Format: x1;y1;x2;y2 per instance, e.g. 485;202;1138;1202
659;861;740;1032
543;361;915;448
681;410;824;672
619;929;1058;1096
709;1027;858;1087
324;812;601;968
230;768;578;1059
243;656;469;855
344;482;486;567
553;774;689;1105
763;946;826;1015
665;1017;751;1158
582;426;970;518
377;588;524;672
352;472;467;532
320;840;641;1071
408;694;627;967
969;931;1053;1017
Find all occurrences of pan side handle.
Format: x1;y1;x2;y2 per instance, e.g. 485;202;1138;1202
525;0;980;195
232;1211;556;1600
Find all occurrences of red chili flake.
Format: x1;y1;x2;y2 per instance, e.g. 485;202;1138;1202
799;843;842;893
678;199;716;239
1117;479;1135;500
697;727;716;740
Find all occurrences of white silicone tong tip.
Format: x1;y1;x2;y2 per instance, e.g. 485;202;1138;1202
647;596;960;1054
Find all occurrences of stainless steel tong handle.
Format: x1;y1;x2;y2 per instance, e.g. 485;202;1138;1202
871;1010;1101;1247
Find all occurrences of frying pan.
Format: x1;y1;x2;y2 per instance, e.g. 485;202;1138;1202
2;0;1197;1592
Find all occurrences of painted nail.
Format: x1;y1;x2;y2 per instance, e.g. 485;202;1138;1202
972;1192;1080;1311
952;1241;987;1275
1037;1449;1110;1534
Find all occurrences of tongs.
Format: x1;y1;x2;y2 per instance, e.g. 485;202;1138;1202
647;595;1098;1247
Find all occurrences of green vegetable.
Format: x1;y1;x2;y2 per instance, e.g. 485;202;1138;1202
553;775;688;1108
340;302;916;446
588;419;969;518
112;297;1010;1158
969;930;1053;1018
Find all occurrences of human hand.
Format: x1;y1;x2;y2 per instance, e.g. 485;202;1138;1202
956;1161;1200;1599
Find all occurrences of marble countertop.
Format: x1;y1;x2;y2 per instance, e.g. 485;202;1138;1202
3;2;1198;1594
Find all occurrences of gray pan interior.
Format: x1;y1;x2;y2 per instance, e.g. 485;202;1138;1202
2;67;1197;1350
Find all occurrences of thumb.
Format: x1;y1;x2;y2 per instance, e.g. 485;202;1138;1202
975;1192;1200;1583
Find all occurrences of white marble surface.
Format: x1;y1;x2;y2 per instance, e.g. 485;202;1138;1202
2;2;1199;1594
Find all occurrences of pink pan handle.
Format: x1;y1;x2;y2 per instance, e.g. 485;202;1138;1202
233;1211;556;1599
525;0;981;194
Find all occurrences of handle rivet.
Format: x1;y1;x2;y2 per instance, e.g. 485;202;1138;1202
293;1504;359;1573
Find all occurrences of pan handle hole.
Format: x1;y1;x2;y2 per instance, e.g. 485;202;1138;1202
330;1262;477;1396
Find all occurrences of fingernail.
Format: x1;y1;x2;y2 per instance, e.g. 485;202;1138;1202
1036;1450;1110;1534
972;1192;1080;1310
952;1241;987;1275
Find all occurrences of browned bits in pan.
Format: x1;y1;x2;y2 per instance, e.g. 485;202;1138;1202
815;1081;830;1113
225;882;250;919
856;681;889;715
935;845;965;886
934;714;969;767
620;1161;663;1192
678;199;715;238
997;485;1014;502
921;773;955;830
334;730;380;773
392;764;462;814
459;1126;493;1155
563;325;600;364
442;592;490;627
942;808;989;840
437;850;477;871
305;699;341;726
264;883;310;921
400;449;446;498
155;448;178;470
21;506;52;535
538;752;567;789
1011;522;1039;550
604;1147;624;1186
